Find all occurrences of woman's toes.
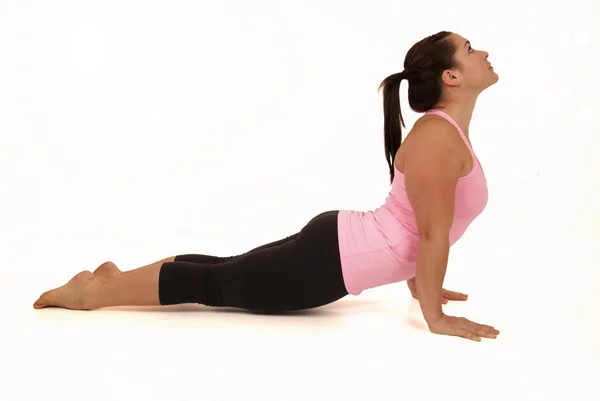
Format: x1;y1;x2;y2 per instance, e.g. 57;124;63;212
33;299;46;309
33;271;96;310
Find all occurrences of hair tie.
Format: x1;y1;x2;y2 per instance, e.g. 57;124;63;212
399;70;410;80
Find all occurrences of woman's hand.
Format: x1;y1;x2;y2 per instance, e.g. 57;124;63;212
427;314;500;341
407;277;468;304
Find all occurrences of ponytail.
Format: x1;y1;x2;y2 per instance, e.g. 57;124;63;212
378;71;407;185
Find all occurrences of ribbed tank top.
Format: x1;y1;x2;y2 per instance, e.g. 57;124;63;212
337;109;488;295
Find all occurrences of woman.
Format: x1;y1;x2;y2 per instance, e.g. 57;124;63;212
33;31;500;342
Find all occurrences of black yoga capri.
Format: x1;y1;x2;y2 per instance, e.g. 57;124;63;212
158;210;349;312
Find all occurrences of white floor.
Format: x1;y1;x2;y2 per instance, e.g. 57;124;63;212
2;235;599;401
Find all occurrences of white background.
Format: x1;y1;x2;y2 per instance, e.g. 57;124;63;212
1;0;598;400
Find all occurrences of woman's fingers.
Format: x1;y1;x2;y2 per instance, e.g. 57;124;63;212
458;329;482;342
442;289;468;300
476;327;498;338
463;319;500;338
412;289;469;305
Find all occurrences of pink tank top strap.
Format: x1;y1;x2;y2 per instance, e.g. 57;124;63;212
424;109;474;153
425;108;482;171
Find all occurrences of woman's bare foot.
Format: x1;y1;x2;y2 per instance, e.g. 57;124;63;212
93;261;122;281
33;270;98;310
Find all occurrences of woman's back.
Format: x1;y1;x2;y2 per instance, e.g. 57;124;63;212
336;109;488;296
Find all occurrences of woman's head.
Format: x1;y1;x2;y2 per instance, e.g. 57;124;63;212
379;31;498;184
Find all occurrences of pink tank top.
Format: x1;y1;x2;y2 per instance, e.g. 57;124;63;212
337;109;488;295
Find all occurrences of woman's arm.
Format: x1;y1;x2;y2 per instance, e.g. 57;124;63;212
404;118;462;325
415;236;450;321
403;118;499;341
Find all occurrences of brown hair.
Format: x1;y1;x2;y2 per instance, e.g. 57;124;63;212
378;31;458;184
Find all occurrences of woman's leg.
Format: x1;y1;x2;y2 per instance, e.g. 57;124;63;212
175;232;299;265
159;211;347;311
83;234;300;309
33;233;301;310
33;211;346;311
